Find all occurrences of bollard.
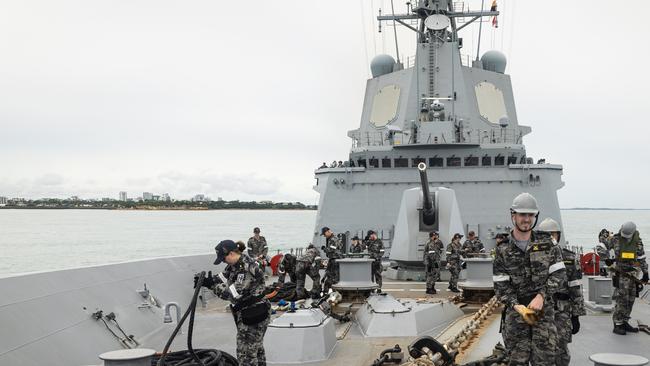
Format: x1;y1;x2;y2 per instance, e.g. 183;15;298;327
99;349;156;366
589;353;648;366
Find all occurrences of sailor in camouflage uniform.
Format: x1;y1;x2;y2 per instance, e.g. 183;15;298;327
606;221;648;335
247;227;269;266
349;235;364;253
493;193;566;366
462;231;485;256
321;227;343;293
596;228;613;276
295;244;322;299
210;240;270;366
277;253;297;284
423;231;444;294
366;230;385;289
446;233;463;292
538;218;585;366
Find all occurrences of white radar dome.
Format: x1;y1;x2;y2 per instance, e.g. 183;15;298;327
370;54;396;78
481;50;507;74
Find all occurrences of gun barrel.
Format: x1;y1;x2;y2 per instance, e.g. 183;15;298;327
417;163;435;225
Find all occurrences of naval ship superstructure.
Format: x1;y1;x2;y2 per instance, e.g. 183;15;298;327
313;0;564;255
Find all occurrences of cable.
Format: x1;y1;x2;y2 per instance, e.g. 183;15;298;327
155;271;238;366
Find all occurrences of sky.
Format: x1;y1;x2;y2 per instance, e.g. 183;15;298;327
1;0;649;207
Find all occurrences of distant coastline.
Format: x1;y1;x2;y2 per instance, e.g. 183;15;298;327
0;199;317;211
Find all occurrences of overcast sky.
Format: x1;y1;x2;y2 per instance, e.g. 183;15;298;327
1;0;649;207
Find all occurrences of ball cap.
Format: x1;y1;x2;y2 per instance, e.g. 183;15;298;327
253;227;260;233
320;226;330;235
453;233;464;239
214;240;237;265
367;230;376;236
429;231;438;237
352;235;360;241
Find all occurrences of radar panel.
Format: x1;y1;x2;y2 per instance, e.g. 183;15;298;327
474;81;507;124
370;84;401;127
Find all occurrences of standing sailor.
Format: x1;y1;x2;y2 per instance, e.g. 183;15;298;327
606;221;648;335
366;230;385;289
538;218;585;366
349;236;364;253
597;228;613;276
247;227;269;267
423;231;444;294
446;233;463;293
462;231;485;256
321;227;343;293
493;193;566;365
295;244;322;299
209;240;271;366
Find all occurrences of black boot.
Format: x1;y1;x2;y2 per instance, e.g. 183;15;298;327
613;324;627;335
450;287;460;293
624;322;639;333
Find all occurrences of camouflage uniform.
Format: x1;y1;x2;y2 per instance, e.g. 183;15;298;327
322;235;343;293
277;254;297;284
446;240;463;290
366;238;385;288
597;231;612;274
295;246;322;299
553;247;586;366
462;238;485;256
349;241;364;253
247;235;268;260
215;254;270;366
493;231;566;366
423;238;444;291
611;231;648;327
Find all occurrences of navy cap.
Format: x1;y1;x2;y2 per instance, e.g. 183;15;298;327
321;226;330;235
367;230;376;236
214;240;237;265
429;231;438;237
253;227;260;233
352;235;360;241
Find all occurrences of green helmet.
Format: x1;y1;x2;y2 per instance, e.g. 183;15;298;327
510;193;539;215
620;221;637;239
538;218;561;233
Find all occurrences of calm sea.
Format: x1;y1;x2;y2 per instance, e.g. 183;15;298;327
1;209;649;278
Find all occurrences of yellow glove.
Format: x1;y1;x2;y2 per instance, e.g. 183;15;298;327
514;304;540;325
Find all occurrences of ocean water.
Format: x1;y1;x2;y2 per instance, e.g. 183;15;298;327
1;209;649;278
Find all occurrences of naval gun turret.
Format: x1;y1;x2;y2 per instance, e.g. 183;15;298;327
387;164;465;280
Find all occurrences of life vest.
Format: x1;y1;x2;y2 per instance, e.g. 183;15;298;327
618;231;639;261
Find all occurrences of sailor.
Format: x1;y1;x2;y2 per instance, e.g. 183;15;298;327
319;162;327;169
446;233;463;293
495;233;509;247
462;230;485;256
277;253;297;284
209;240;270;366
321;227;343;293
605;221;648;335
423;231;444;294
349;235;364;253
366;230;385;289
493;193;566;365
597;228;613;276
247;227;269;267
295;243;322;299
538;218;585;366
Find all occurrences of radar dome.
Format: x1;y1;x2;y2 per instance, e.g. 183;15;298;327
481;50;507;74
370;54;396;78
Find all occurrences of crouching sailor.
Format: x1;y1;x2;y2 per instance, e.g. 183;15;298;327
208;239;271;366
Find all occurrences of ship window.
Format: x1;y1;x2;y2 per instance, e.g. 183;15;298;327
357;159;367;168
369;158;379;168
381;158;392;168
465;156;479;166
429;157;443;167
447;157;461;167
412;157;426;167
507;156;518;165
482;156;492;166
495;156;505;165
394;158;409;167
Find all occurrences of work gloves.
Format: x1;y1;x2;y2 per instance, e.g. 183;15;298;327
571;316;580;334
514;304;540;325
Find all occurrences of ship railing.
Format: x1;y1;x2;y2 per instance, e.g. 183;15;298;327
349;126;523;147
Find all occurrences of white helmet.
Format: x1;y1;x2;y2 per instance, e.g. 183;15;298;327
510;193;539;215
538;218;561;233
620;221;637;239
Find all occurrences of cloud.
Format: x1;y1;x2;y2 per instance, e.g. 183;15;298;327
33;173;64;186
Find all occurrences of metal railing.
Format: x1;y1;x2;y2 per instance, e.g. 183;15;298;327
349;126;524;148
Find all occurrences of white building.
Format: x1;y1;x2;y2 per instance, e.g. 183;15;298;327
143;192;154;201
192;194;210;202
119;192;127;201
162;193;171;202
0;196;7;206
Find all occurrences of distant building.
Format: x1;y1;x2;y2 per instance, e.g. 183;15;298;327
162;193;171;202
152;195;160;201
192;194;205;202
260;200;273;205
0;196;7;206
143;192;154;201
69;196;79;201
102;198;112;202
217;197;223;202
119;191;127;201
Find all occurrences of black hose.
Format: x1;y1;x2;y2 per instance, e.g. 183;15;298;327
155;271;238;366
